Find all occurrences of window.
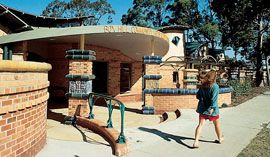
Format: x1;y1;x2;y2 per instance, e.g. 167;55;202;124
172;36;180;46
120;63;132;93
173;71;179;83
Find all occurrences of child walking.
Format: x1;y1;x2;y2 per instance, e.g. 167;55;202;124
193;70;224;148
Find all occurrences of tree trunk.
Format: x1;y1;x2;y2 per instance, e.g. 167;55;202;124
255;16;263;86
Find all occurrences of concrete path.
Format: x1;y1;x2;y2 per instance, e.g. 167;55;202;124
37;94;270;157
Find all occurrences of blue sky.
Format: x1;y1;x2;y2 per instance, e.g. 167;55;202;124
0;0;133;25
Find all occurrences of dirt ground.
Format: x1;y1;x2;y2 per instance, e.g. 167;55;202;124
231;86;270;106
233;86;270;157
237;123;270;157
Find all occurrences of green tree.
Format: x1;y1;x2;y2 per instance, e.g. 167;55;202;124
166;0;199;27
41;0;66;17
122;0;220;49
42;0;115;25
167;0;220;48
121;0;169;27
212;0;270;86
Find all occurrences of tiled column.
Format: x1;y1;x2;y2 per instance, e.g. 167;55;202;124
183;69;198;89
65;49;96;117
142;56;162;114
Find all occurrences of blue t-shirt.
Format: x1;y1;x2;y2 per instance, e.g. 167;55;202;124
196;83;219;116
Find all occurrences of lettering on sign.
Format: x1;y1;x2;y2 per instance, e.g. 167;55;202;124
103;26;168;41
69;80;92;94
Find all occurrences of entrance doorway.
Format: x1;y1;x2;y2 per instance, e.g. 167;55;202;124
120;63;131;93
93;61;108;93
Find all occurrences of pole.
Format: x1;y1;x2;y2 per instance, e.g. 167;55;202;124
80;34;85;50
3;46;8;60
266;56;270;86
8;49;12;60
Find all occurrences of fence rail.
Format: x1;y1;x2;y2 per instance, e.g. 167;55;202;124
88;92;126;144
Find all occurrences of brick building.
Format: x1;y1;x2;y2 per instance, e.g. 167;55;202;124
0;3;231;113
0;4;232;156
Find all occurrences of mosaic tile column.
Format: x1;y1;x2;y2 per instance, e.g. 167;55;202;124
183;69;198;89
142;56;162;114
65;49;96;117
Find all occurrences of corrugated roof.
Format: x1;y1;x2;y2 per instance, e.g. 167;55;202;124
0;4;94;32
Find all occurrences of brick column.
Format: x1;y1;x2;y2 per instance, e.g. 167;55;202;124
65;49;96;117
142;56;162;114
183;69;198;89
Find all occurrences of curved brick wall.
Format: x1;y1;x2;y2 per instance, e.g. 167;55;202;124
0;61;51;157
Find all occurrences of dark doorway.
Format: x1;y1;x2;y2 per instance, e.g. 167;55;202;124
120;63;131;93
93;61;108;93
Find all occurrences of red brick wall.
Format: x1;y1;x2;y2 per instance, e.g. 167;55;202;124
46;43;143;104
68;98;89;117
0;71;49;157
85;45;140;97
146;92;231;114
47;44;71;98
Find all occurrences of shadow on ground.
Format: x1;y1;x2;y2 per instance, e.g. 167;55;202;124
47;97;68;123
73;125;110;146
47;98;111;147
138;127;217;149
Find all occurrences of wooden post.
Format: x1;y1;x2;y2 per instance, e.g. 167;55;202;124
80;34;85;50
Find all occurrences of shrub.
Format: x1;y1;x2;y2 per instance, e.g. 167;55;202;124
227;78;253;97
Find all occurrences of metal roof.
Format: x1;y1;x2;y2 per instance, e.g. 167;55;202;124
0;4;93;32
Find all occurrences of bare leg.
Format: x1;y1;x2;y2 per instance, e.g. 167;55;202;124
213;118;224;143
194;117;206;147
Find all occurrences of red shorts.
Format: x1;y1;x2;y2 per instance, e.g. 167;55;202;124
199;114;219;121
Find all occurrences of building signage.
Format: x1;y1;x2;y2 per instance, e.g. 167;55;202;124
69;80;92;94
103;25;168;42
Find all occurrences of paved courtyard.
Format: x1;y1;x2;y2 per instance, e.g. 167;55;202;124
37;94;270;157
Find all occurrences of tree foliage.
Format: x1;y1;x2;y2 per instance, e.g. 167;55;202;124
167;0;220;48
42;0;115;25
166;0;199;27
121;0;169;27
42;0;66;17
122;0;220;48
212;0;270;86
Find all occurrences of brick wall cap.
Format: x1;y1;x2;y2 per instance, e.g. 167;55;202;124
65;74;96;80
0;60;52;72
144;87;233;94
66;49;96;55
143;75;162;80
143;56;162;60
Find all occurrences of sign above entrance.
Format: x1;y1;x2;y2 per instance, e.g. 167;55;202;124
103;25;168;42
